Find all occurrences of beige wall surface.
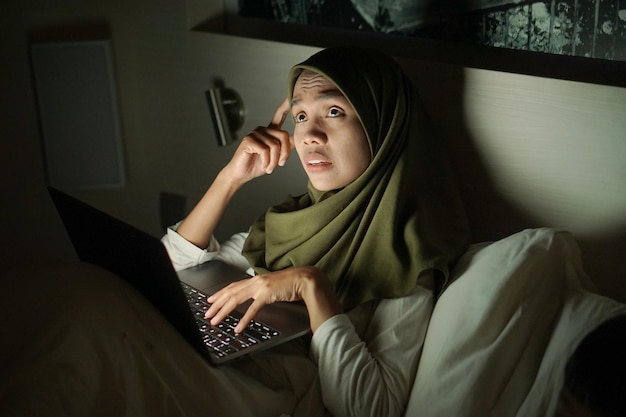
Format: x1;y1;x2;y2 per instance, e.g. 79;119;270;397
0;0;316;271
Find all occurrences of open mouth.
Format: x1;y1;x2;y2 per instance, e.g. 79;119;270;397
303;150;332;170
307;160;331;166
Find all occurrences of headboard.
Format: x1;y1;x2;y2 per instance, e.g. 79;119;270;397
396;57;626;303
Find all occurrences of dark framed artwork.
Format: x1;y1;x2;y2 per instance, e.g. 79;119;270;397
206;0;626;87
235;0;625;60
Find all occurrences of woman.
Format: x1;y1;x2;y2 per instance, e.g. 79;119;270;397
0;46;468;417
162;46;469;416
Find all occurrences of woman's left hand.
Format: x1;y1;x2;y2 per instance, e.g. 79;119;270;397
205;266;342;333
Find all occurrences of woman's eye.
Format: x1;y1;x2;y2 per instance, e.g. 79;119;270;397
295;112;307;123
328;106;343;117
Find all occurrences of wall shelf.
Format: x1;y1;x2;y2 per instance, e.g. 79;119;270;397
194;1;626;88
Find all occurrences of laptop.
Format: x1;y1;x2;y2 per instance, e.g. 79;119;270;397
47;186;310;365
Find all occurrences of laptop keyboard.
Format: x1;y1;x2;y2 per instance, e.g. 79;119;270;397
180;282;280;359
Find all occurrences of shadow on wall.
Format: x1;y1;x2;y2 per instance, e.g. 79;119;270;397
402;54;626;303
398;58;534;242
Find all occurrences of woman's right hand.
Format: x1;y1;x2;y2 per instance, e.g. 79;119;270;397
223;98;293;186
174;99;292;249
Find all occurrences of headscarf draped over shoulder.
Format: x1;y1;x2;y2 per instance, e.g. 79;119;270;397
242;46;469;308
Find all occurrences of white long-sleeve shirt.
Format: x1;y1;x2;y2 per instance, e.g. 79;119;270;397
161;227;433;417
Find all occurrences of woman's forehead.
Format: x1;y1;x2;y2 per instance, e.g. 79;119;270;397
291;70;348;107
294;70;336;92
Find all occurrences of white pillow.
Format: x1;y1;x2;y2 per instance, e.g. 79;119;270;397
404;228;626;417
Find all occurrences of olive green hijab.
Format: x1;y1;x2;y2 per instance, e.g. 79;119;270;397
243;46;469;308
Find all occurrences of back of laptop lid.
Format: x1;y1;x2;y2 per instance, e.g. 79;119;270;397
47;186;212;361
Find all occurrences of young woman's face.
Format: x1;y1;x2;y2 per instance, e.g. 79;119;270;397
290;71;371;191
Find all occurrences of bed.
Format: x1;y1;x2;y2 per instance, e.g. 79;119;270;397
1;228;624;417
1;35;626;416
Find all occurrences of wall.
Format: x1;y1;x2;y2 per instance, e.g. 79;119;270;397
398;57;626;300
0;0;315;272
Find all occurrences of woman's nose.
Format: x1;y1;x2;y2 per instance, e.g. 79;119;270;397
302;122;327;145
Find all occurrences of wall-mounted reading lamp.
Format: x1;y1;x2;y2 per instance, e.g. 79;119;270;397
206;84;245;147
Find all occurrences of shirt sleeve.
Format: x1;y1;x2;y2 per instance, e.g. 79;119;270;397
160;224;251;273
309;284;434;417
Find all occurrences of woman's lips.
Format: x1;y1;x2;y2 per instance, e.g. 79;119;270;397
303;152;332;171
307;159;331;165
